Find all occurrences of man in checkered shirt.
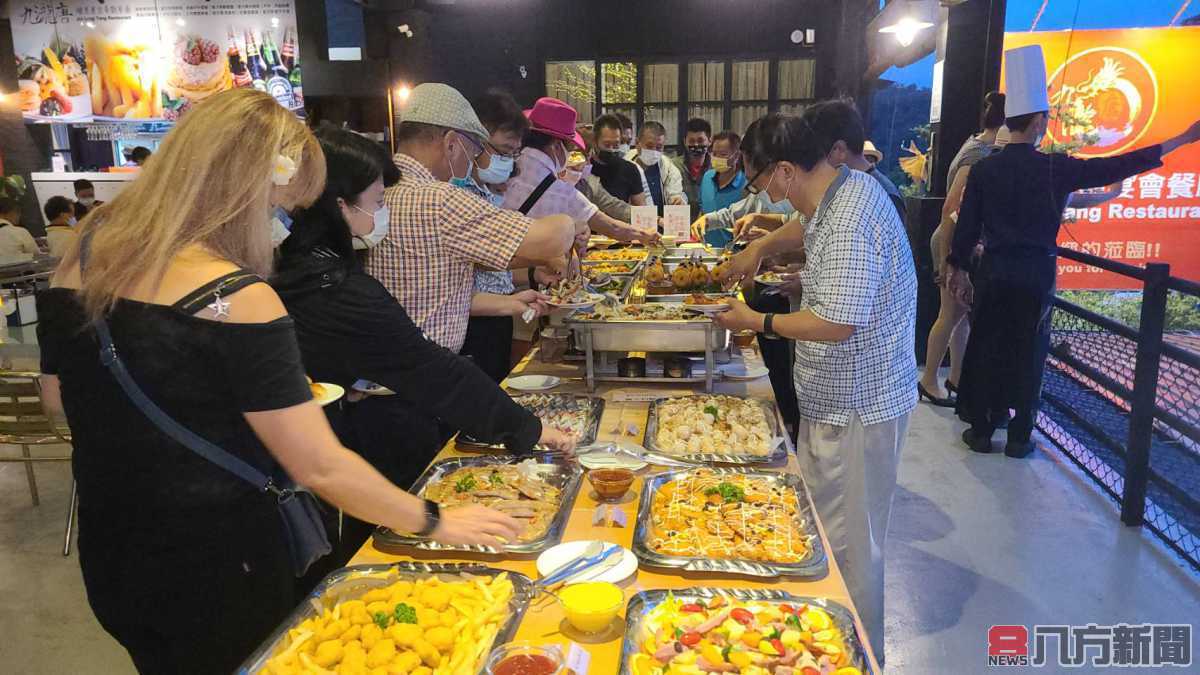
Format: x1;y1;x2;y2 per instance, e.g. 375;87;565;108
365;83;581;353
716;112;917;664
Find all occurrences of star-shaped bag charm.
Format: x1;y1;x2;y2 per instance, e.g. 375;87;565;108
208;293;231;318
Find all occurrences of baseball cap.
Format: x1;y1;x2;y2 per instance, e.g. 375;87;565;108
399;83;490;141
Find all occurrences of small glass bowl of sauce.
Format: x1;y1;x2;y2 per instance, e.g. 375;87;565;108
485;642;564;675
588;468;635;502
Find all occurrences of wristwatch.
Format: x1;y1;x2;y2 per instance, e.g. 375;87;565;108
762;312;778;338
415;499;441;537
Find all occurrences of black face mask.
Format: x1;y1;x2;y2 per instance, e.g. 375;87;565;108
597;149;623;164
686;145;709;156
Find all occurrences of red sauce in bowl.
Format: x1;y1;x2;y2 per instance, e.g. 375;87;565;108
494;653;559;675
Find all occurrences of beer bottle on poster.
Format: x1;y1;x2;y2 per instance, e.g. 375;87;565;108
267;65;295;109
227;29;251;88
261;30;279;70
244;30;268;91
289;63;303;109
281;27;296;72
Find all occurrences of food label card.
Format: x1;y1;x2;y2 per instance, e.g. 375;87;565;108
662;205;691;240
630;205;658;232
565;642;591;675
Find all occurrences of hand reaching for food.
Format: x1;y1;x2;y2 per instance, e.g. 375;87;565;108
537;427;577;455
431;504;524;546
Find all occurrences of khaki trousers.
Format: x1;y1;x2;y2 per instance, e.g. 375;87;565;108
796;411;911;664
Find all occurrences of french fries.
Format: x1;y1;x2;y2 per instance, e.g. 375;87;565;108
84;34;159;119
260;572;516;675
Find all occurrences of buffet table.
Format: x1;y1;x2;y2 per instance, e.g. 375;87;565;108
350;347;881;673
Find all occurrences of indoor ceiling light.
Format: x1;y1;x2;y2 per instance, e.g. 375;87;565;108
396;84;411;103
879;16;935;47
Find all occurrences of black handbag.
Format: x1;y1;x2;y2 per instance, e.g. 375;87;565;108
93;317;331;575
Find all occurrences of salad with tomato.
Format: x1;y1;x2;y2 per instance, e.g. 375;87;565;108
627;593;862;675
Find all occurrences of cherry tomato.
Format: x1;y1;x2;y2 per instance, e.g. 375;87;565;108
778;604;795;615
679;603;704;613
801;667;820;675
770;638;786;655
730;608;754;625
680;631;702;647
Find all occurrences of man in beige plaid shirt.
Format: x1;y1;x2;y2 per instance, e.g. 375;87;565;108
366;83;580;352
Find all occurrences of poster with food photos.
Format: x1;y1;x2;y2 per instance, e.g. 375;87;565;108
10;0;304;124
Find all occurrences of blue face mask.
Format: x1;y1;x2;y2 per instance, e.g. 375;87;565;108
478;154;515;185
759;191;793;215
757;167;795;214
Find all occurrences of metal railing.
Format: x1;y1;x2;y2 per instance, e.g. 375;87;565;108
1039;247;1200;571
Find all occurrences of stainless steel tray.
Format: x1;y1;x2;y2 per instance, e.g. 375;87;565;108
617;588;872;675
373;454;582;554
660;246;719;259
457;394;606;450
631;467;828;578
644;291;735;303
566;305;728;352
239;562;534;675
581;259;644;277
643;395;788;464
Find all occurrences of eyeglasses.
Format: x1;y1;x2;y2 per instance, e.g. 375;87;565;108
745;163;776;196
485;141;522;160
454;131;487;160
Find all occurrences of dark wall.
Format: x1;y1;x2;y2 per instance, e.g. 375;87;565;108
298;0;857;105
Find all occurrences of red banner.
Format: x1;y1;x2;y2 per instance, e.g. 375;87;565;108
1004;28;1200;289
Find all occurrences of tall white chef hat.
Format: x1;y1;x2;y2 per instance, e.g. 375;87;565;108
1003;45;1050;117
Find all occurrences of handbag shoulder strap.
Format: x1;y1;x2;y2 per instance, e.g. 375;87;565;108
80;231;280;495
518;173;557;215
171;270;263;315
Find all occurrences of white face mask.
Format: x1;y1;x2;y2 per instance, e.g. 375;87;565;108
351;204;390;250
78;197;95;207
559;168;583;185
67;217;78;226
617;143;631;154
270;207;293;246
639;149;661;166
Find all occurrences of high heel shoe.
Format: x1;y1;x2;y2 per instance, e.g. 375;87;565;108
917;383;956;407
945;379;958;394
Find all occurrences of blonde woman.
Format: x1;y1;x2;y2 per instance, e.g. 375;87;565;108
36;90;521;673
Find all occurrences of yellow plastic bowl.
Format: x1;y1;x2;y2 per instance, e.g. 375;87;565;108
557;581;623;633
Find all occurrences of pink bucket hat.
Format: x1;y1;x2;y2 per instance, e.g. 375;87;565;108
525;97;587;150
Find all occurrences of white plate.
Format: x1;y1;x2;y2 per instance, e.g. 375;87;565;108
720;363;770;381
547;293;604;310
754;274;789;286
312;382;345;406
506;375;562;392
683;302;731;314
536;540;638;585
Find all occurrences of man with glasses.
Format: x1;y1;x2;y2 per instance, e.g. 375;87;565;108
366;83;580;353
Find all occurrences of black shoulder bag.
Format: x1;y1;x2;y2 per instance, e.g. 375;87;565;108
518;173;557;215
82;236;331;576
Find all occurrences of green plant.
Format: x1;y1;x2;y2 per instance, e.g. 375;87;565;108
0;175;26;202
1055;290;1200;332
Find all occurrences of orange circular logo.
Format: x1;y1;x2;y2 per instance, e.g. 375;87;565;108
1046;47;1158;157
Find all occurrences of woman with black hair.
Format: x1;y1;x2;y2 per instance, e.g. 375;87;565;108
273;128;574;566
714;111;917;663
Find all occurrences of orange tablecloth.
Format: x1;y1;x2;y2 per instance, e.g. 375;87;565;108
351;348;881;672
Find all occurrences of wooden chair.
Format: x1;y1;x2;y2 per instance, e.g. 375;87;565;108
0;370;75;556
